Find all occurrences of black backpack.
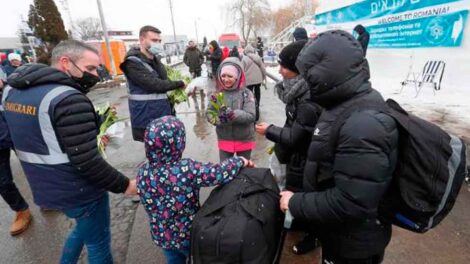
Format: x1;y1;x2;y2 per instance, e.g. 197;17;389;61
191;168;284;264
330;99;468;233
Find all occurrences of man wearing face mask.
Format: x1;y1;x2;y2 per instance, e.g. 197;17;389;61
120;25;186;142
2;40;137;263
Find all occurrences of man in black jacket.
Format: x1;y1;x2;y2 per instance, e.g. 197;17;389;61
120;25;185;142
279;30;399;264
256;40;322;255
354;24;370;56
206;40;222;78
2;40;136;263
183;40;204;78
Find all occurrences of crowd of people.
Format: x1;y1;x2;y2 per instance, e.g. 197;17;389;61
0;22;394;264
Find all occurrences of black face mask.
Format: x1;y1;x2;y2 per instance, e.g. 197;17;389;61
69;60;100;93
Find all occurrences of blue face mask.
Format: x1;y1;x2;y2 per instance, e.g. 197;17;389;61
148;42;165;56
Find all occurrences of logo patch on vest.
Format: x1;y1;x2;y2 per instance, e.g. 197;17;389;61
4;102;37;116
314;128;320;136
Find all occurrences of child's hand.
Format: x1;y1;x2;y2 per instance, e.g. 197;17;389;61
240;157;255;168
125;179;138;196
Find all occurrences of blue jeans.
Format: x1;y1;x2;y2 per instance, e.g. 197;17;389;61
60;193;112;264
0;148;28;212
162;248;189;264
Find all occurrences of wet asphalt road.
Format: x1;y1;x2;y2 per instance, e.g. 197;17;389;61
1;64;470;264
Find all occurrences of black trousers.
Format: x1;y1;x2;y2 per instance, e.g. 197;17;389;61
0;148;28;212
190;70;202;78
246;84;261;121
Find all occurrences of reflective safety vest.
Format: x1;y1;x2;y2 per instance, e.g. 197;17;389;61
125;56;171;129
1;84;104;210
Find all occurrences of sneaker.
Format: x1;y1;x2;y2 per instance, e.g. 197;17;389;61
10;209;32;236
292;233;319;255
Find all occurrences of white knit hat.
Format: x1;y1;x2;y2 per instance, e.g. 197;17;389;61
8;53;21;62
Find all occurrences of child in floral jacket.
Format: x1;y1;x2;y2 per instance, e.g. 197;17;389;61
136;116;253;264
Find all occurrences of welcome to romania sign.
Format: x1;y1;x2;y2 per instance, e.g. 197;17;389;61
315;0;469;48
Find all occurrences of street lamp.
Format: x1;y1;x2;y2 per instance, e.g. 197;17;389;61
96;0;117;76
168;0;179;58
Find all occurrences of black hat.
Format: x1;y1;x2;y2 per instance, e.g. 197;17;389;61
293;27;308;41
278;40;307;74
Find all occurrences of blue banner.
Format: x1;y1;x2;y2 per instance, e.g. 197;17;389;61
368;10;468;48
316;0;462;26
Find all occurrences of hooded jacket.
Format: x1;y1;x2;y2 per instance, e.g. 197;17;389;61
207;58;257;152
353;24;370;56
2;64;129;208
241;45;266;86
137;116;244;250
291;30;399;258
207;41;223;74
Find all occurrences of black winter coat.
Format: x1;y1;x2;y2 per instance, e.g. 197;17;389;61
183;47;204;72
292;30;399;259
207;41;222;75
266;87;321;192
6;64;130;194
354;25;370;56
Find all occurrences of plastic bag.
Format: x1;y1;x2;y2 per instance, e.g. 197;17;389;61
269;153;287;190
106;121;125;139
186;76;217;95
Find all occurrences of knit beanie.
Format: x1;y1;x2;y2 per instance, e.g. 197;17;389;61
293;27;308;41
8;53;21;62
278;40;307;74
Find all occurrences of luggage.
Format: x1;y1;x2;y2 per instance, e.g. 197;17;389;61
330;99;468;233
191;168;284;263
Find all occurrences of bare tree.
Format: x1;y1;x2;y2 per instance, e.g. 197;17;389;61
74;17;103;41
271;0;320;36
228;0;271;44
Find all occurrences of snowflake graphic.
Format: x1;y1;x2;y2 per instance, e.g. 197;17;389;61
429;23;444;40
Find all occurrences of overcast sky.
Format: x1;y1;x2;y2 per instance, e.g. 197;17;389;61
2;0;294;40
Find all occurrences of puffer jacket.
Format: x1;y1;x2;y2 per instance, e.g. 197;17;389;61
6;64;130;194
266;77;322;191
207;58;256;152
137;116;244;250
290;30;399;259
241;45;266;86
